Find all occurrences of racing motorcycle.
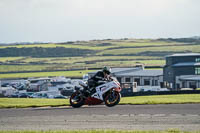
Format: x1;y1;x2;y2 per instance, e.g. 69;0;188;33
69;77;122;108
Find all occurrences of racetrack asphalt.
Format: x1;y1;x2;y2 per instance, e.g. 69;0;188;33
0;104;200;131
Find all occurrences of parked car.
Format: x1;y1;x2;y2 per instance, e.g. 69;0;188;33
53;95;67;99
26;92;34;97
9;92;19;98
18;93;32;98
9;92;30;98
1;83;10;87
30;92;48;98
11;83;26;90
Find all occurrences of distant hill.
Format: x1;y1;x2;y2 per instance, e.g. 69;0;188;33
0;37;200;57
0;37;200;75
0;47;94;57
157;37;200;43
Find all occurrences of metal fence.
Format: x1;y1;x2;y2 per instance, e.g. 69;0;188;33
121;90;200;97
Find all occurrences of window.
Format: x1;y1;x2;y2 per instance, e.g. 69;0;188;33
122;83;131;88
182;81;186;88
189;81;197;89
144;79;150;86
134;78;140;86
195;58;200;62
125;77;131;83
151;80;158;86
195;67;200;75
155;80;158;86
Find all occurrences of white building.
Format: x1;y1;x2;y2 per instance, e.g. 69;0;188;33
88;66;165;92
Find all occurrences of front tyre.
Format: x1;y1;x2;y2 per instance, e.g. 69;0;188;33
104;91;121;107
69;91;85;108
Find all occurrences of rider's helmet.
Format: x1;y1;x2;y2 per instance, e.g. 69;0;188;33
102;66;111;74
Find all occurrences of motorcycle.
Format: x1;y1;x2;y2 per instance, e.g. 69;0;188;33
69;77;122;108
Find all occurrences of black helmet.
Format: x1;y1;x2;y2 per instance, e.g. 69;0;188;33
103;66;111;74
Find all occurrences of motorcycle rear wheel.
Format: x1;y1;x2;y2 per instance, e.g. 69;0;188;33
104;91;121;107
69;91;85;108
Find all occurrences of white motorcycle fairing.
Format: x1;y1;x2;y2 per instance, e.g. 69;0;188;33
91;80;120;101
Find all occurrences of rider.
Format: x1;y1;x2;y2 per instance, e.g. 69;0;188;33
84;66;112;95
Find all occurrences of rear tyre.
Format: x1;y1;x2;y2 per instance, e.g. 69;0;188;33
104;91;121;107
69;91;85;108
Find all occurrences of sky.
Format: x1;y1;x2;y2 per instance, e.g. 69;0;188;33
0;0;200;43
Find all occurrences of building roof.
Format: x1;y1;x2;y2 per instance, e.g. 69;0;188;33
166;53;200;58
88;67;163;77
179;75;200;81
115;69;163;77
88;67;142;75
111;67;139;73
172;62;200;67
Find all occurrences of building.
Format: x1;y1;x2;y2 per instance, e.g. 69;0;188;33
176;75;200;90
163;53;200;90
88;66;164;92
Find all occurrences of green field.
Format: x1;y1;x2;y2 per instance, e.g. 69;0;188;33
1;94;200;108
0;56;163;73
0;70;94;79
0;98;68;108
120;94;200;105
0;38;199;79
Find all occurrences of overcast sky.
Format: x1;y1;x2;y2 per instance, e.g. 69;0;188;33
0;0;200;43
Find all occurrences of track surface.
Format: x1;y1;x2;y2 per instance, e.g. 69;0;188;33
0;104;200;131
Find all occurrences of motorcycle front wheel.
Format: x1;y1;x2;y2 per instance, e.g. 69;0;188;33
69;91;85;108
104;91;121;107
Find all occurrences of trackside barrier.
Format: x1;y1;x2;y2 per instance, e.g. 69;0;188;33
121;90;200;97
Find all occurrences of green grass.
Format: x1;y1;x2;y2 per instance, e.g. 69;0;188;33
0;43;113;50
94;60;165;67
0;130;200;133
0;55;162;72
0;39;199;78
1;94;200;108
0;57;25;62
0;65;49;72
0;70;94;79
0;98;69;108
97;45;200;55
0;64;164;79
113;41;185;47
120;94;200;105
20;56;161;64
0;56;161;64
0;56;164;74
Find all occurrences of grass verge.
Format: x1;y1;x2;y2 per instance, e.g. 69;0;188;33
120;94;200;105
0;70;94;79
0;98;69;108
0;130;200;133
0;94;200;108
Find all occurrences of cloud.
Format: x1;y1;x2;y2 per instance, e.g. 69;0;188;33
0;0;200;43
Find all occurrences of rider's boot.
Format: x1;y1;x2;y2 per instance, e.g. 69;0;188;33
82;86;90;97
